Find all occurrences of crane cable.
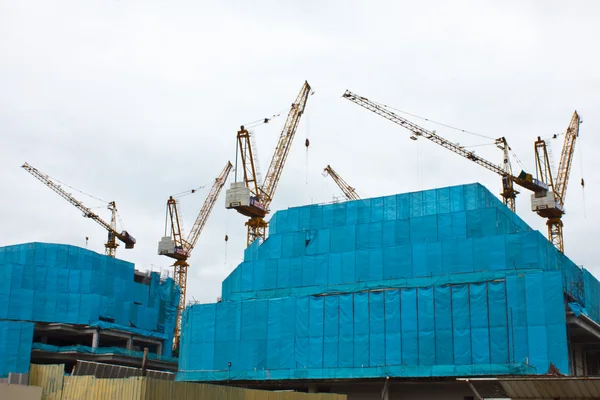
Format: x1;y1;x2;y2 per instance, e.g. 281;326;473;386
116;211;126;232
371;100;497;141
305;112;310;185
45;174;109;204
41;171;134;232
579;133;586;218
172;184;209;199
373;100;540;173
242;108;288;129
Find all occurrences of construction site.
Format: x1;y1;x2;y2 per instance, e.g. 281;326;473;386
1;79;599;399
1;3;599;399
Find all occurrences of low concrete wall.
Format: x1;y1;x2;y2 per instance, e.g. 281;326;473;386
0;383;42;400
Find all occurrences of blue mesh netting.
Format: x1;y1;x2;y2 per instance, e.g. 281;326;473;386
0;321;33;378
182;183;595;382
0;242;180;372
180;273;565;381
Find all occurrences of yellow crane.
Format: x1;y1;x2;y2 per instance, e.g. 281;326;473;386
342;91;583;253
22;162;136;257
323;165;360;200
533;111;581;252
158;161;233;348
226;81;312;245
342;90;549;209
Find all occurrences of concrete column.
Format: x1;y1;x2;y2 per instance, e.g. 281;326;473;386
157;341;163;356
92;331;99;348
126;336;133;350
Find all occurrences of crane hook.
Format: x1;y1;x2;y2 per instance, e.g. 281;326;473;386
305;138;310;148
225;234;229;242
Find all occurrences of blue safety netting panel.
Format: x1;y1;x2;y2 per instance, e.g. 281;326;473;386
0;243;180;358
179;271;567;381
0;321;33;377
221;183;582;303
181;183;600;382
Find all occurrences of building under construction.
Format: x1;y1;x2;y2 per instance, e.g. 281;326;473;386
178;183;600;398
0;243;180;378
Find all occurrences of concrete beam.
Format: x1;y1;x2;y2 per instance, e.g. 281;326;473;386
567;313;600;341
30;349;177;372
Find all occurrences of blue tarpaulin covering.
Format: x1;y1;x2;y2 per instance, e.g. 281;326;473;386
180;274;566;380
0;243;181;375
0;321;33;378
180;183;597;382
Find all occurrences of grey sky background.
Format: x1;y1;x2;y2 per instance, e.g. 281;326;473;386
1;1;598;304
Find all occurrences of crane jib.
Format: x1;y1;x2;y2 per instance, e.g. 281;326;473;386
343;90;548;195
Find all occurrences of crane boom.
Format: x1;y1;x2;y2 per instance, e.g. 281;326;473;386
22;162;135;257
184;161;233;255
158;160;232;350
323;165;360;200
23;162;112;231
554;111;580;206
226;81;312;245
342;90;549;198
262;81;312;206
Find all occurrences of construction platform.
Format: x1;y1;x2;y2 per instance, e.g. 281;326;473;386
177;183;600;391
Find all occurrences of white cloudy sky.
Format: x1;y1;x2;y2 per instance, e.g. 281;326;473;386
1;1;598;304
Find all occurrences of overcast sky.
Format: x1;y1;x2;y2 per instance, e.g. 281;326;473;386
1;1;598;304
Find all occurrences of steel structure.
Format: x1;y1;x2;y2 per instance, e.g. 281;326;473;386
533;111;581;252
323;165;360;200
159;161;232;348
342;91;551;212
231;81;312;245
22;162;135;257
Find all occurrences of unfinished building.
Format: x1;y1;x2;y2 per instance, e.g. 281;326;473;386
0;243;180;378
178;183;600;399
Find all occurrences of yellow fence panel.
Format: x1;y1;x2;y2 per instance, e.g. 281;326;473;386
28;364;347;400
29;364;65;400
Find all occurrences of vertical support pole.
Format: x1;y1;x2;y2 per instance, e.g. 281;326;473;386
465;379;483;400
92;330;99;348
381;377;390;400
126;336;133;350
141;347;149;377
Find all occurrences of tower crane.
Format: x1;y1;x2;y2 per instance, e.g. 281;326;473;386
22;162;136;257
226;81;312;245
533;111;581;252
341;91;583;253
342;90;549;208
323;165;360;200
157;161;233;348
